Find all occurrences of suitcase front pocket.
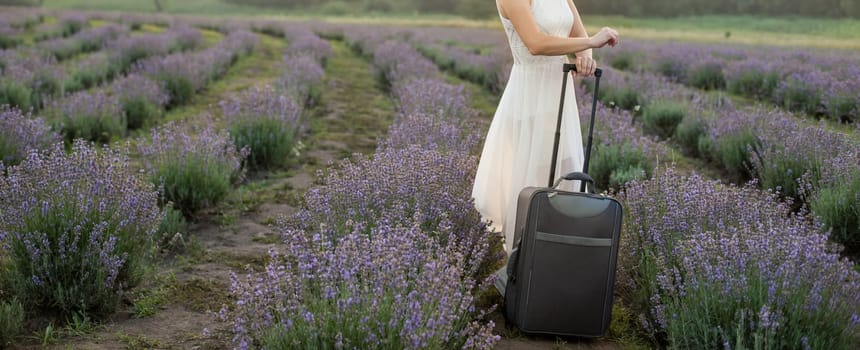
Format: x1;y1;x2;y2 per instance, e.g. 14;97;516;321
522;230;614;336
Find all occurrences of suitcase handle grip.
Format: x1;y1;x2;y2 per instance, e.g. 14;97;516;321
563;63;602;76
552;172;595;193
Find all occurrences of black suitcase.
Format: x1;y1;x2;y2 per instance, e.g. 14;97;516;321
495;64;623;337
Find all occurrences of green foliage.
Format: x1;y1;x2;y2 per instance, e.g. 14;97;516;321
757;155;820;202
591;143;651;191
641;99;686;139
599;85;643;112
824;93;858;123
609;52;634;71
0;36;22;50
455;0;496;19
655;57;686;82
0;299;24;348
154;204;187;252
132;279;173;318
811;176;860;249
163;77;195;107
687;63;726;90
70;63;120;92
609;165;648;190
674;117;707;157
727;69;779;99
701;130;759;181
231;118;296;171
660;263;857;349
30;71;65;109
49;106;127;145
0;81;32;111
318;1;351;16
153;158;234;216
122;98;162;130
778;75;822;116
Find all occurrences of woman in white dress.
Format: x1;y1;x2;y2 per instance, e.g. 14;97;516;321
472;0;619;252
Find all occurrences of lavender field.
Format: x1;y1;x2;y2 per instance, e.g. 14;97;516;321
0;6;858;350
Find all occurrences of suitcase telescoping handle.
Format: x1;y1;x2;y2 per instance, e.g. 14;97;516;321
549;63;602;192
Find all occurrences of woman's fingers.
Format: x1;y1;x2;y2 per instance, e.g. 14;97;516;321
574;56;597;77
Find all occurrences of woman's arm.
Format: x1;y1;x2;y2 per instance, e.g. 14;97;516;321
498;0;618;56
567;0;592;58
566;0;599;76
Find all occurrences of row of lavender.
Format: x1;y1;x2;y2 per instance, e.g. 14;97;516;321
573;63;860;349
0;18;292;339
21;28;253;148
220;25;502;349
590;67;860;252
407;28;860;348
0;21;208;113
0;12;86;49
597;40;860;123
0;22;326;346
409;26;860;252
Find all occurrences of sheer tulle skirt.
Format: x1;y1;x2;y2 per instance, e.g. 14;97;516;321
472;61;585;252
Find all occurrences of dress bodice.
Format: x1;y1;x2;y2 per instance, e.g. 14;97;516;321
499;0;574;65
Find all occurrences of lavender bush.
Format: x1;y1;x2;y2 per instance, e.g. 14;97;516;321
110;74;169;130
372;40;440;86
0;76;31;112
133;53;208;107
618;169;860;349
0;106;60;166
109;33;174;71
301;146;480;238
0;141;162;317
282;25;332;63
67;52;120;91
224;222;498;350
137;118;247;216
392;77;472;119
278;54;324;105
597;39;860;123
807;152;860;249
579;98;662;191
46;90;125;144
220;86;302;170
0;24;23;49
640;99;686;140
381;113;482;155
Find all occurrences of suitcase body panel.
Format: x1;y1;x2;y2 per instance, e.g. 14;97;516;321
504;187;623;337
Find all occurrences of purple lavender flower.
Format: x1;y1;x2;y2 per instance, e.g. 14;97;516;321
278;54;324;104
46;90;125;144
283;24;332;62
220;86;302;170
0;105;60;166
224;222;497;350
618;168;860;348
136;116;246;215
0;140;162;317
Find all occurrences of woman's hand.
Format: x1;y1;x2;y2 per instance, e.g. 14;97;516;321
573;56;598;77
590;27;620;49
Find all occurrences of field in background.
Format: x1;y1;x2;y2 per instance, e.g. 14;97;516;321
37;0;860;49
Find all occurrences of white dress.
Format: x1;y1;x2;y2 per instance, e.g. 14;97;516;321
472;0;585;252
